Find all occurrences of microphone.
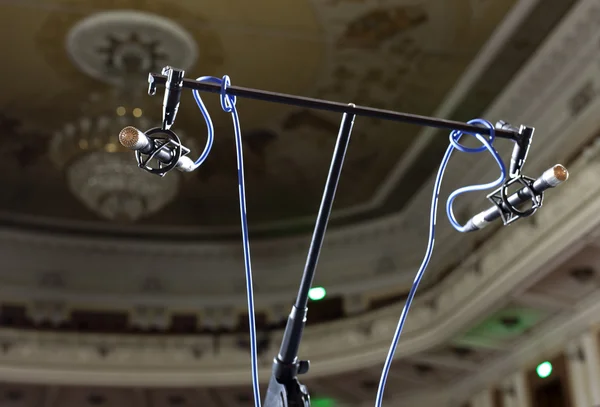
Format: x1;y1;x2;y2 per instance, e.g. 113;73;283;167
161;66;184;130
118;126;195;172
463;164;569;232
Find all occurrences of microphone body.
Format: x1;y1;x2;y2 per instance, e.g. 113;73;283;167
464;164;569;232
118;126;195;172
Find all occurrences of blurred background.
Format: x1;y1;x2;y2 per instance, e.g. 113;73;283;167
0;0;598;406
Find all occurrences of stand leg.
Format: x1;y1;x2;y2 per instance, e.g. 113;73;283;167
264;109;356;407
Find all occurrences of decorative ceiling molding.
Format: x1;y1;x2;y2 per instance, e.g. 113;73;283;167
371;0;541;205
0;139;598;387
373;0;600;278
462;0;600;187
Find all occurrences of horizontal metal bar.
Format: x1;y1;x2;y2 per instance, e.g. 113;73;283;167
149;73;521;141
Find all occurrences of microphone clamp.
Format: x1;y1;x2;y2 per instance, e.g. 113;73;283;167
135;127;190;177
496;120;534;178
487;174;544;226
160;66;185;131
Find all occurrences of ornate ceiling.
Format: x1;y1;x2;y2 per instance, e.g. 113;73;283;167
0;0;545;238
1;0;599;405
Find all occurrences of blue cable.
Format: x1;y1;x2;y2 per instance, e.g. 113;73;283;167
187;77;504;407
374;119;507;407
192;76;262;407
189;76;218;169
446;120;507;232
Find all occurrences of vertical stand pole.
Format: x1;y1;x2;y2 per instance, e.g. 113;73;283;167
264;108;356;407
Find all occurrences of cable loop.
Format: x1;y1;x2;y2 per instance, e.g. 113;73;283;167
448;122;496;154
220;75;236;112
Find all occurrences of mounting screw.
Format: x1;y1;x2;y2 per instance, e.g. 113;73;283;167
495;120;518;132
298;360;310;375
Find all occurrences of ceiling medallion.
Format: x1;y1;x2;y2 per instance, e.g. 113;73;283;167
49;10;199;222
65;10;198;85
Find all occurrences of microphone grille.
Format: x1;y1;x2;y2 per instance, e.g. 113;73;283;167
541;164;569;187
553;164;569;182
119;126;144;149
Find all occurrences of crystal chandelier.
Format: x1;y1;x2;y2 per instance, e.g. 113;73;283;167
49;94;192;222
49;10;199;222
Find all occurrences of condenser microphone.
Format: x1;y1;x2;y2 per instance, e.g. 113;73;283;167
118;126;195;172
463;164;569;232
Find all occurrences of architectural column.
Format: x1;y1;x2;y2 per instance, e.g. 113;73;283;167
502;371;530;407
512;371;531;407
566;340;590;407
501;376;516;407
581;331;600;405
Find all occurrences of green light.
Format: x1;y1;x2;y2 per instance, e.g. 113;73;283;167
308;286;327;301
312;398;335;407
536;361;553;378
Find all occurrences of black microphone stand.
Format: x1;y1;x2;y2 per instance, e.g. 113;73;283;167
263;109;355;407
144;68;529;407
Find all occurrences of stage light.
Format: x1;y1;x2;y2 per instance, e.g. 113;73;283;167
536;361;553;378
308;286;326;301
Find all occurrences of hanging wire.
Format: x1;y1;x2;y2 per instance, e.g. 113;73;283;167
375;119;507;407
191;75;262;407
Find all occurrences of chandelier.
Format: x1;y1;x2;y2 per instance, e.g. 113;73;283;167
49;95;194;222
49;9;199;222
